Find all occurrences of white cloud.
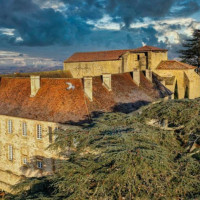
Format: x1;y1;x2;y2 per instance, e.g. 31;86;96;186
89;16;200;47
87;15;121;30
0;28;15;36
0;51;62;68
33;0;66;12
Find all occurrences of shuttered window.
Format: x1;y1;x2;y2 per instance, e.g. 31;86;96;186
37;124;42;139
22;122;27;136
8;120;13;134
8;145;13;161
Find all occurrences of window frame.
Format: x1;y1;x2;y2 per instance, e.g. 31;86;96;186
8;145;13;161
22;122;27;136
36;124;42;140
22;157;28;165
36;160;43;169
8;120;13;134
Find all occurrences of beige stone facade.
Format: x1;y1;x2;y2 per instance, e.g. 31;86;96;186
155;69;200;99
0;115;59;192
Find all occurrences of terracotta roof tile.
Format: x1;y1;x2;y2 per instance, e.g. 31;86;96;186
157;60;196;70
0;74;171;123
64;46;168;63
131;45;167;52
64;50;130;63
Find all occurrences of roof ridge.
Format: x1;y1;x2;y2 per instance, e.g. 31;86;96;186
157;60;196;70
71;49;131;54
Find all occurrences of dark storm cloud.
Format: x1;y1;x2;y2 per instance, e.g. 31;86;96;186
171;0;200;17
63;0;200;28
105;0;176;28
0;0;93;46
0;0;200;48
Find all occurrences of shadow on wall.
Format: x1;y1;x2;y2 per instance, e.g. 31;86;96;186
152;73;173;98
12;155;65;195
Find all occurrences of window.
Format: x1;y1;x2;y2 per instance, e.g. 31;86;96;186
8;120;13;134
22;122;27;136
8;145;13;161
137;55;140;61
37;124;42;139
54;127;59;141
48;127;53;143
22;157;28;165
37;160;43;169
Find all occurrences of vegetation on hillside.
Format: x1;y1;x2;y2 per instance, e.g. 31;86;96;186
0;70;72;78
6;99;200;200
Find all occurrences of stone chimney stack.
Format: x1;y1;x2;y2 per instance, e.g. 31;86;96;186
84;77;93;101
132;69;140;86
30;76;40;97
102;74;112;91
145;69;152;82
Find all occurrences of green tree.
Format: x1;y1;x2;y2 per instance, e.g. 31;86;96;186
6;103;200;200
184;86;189;99
179;29;200;68
174;81;178;99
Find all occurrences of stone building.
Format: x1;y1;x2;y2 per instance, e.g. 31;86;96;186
64;45;200;99
0;73;171;192
0;45;199;192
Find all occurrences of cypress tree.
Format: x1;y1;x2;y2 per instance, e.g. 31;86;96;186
179;29;200;68
174;81;178;99
184;86;189;99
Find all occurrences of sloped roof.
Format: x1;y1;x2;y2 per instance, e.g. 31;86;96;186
64;46;168;63
0;73;171;123
157;60;196;70
64;49;129;63
131;45;167;52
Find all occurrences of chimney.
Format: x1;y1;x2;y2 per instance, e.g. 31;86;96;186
145;69;152;82
132;69;140;86
30;76;40;97
84;77;93;101
102;74;112;91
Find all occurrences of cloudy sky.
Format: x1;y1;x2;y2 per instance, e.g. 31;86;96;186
0;0;200;69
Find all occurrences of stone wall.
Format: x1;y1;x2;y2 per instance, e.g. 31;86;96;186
64;60;122;78
148;51;168;70
64;51;168;78
0;115;59;192
155;69;200;99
